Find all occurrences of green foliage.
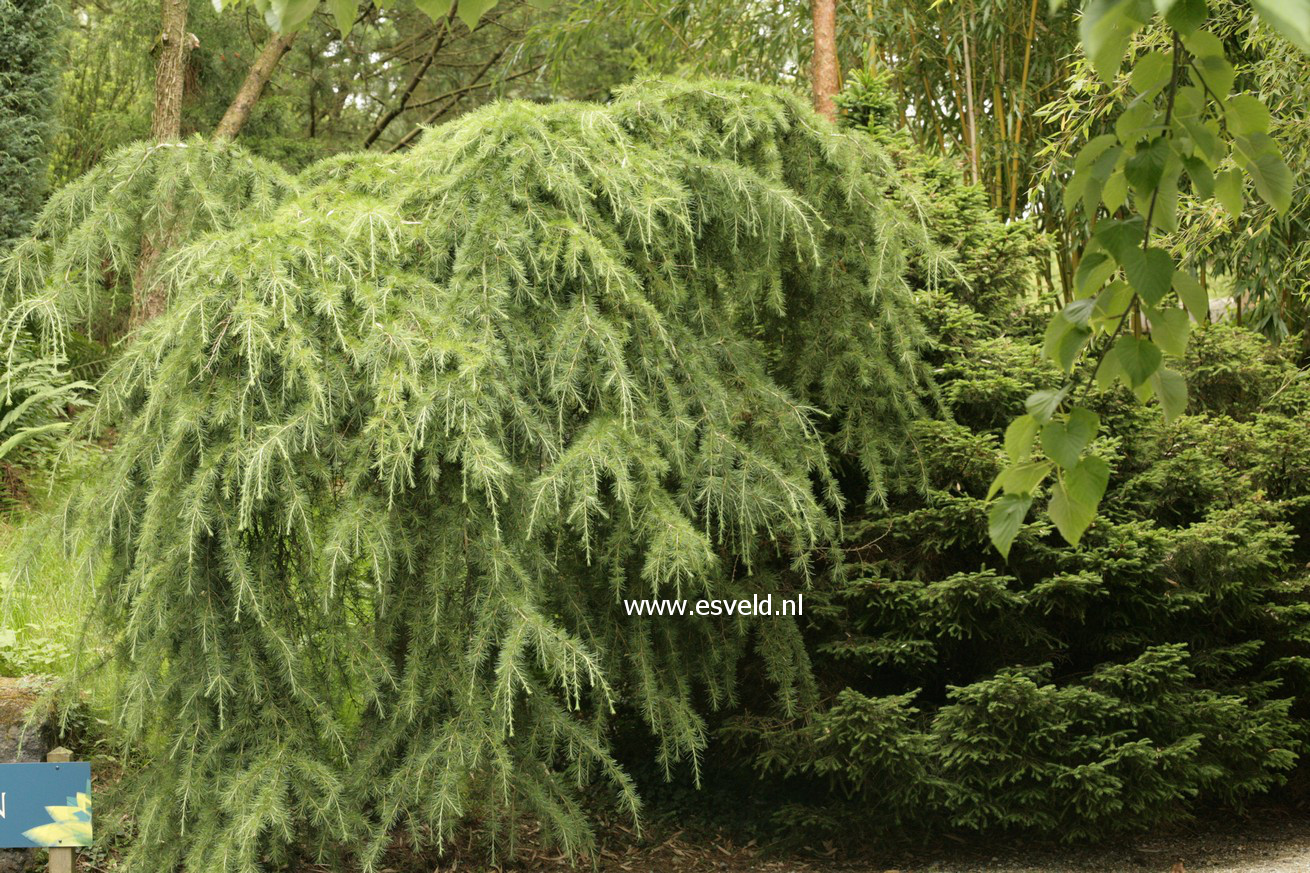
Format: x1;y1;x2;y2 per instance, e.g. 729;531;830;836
15;79;940;870
0;0;60;247
837;71;1046;320
0;619;70;676
0;340;90;507
992;2;1307;554
217;0;501;36
734;292;1310;840
3;139;296;347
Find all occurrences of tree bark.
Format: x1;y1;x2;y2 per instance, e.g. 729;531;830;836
151;0;189;142
810;0;840;122
214;30;298;141
133;0;189;327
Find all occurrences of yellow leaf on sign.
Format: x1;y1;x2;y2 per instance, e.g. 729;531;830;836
22;790;93;848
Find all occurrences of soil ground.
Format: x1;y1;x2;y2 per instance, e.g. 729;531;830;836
509;810;1310;873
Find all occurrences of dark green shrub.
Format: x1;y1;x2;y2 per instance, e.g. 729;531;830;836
721;74;1310;839
732;309;1310;841
0;0;60;247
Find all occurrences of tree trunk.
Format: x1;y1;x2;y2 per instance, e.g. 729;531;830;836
214;31;298;141
133;0;188;326
151;0;189;142
810;0;840;121
960;17;980;187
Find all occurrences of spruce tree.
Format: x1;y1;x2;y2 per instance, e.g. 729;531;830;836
10;79;939;869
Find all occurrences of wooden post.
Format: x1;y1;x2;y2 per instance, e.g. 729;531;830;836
45;747;73;873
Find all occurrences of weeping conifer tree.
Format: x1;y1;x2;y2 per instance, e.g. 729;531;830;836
2;139;295;343
13;79;939;870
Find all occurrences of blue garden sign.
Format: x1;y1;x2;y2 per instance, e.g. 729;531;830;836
0;762;92;848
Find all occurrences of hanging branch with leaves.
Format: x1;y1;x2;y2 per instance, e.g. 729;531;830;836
987;0;1306;557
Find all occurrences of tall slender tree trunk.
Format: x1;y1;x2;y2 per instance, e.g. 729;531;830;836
810;0;840;121
151;0;188;142
960;16;981;187
214;31;298;141
1007;0;1041;218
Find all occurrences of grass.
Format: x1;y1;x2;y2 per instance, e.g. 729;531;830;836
0;448;120;708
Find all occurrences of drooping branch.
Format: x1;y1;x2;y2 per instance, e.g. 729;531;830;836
386;50;545;153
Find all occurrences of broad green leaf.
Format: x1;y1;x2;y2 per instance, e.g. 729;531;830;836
1113;335;1162;387
1226;94;1272;135
1184;29;1224;59
1162;0;1207;34
1062;298;1097;327
1194;52;1236;98
456;0;499;28
1041;407;1099;470
989;493;1033;558
1180;117;1221;163
1005;415;1041;463
1081;0;1152;83
327;0;358;34
1073;134;1121;173
1065;455;1111;508
1125;136;1169;193
1124;247;1174;306
1147;305;1190;356
1095;217;1145;263
1215;168;1243;218
412;0;449;17
1095;352;1123;390
1250;0;1310;53
1151;366;1189;420
1148;163;1181;233
1102;166;1130;213
1116;99;1157;143
1173;270;1209;322
1186;30;1236;95
987;461;1053;500
1084;146;1125;218
267;0;318;32
1075;251;1117;298
1131;51;1172;96
1049;456;1111;545
1045;316;1093;372
1182;155;1214;199
1239;147;1294;214
1093;280;1135;328
1026;387;1069;424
